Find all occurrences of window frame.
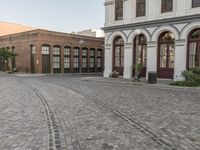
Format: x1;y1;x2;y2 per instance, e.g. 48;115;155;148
136;0;146;17
192;0;200;8
161;0;173;13
115;0;123;21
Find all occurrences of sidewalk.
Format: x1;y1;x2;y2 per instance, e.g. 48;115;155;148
81;76;200;92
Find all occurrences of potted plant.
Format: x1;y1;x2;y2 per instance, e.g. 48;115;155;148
109;70;119;78
133;63;143;80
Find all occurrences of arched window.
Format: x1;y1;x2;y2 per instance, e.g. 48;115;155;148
158;32;175;79
115;0;123;20
113;36;124;75
188;29;200;68
161;0;173;13
136;0;146;17
192;0;200;8
133;34;147;77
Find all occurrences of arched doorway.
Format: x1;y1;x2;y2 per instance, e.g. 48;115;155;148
158;32;175;79
133;34;147;77
187;28;200;68
113;36;124;75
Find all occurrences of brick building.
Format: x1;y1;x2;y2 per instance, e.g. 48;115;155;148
0;29;104;73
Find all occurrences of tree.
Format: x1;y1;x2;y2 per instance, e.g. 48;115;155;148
0;48;17;71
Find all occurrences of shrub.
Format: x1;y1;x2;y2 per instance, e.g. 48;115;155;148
109;70;119;78
170;67;200;87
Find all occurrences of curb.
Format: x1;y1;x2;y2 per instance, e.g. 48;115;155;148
81;78;200;92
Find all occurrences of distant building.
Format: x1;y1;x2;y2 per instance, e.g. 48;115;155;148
0;21;35;36
77;29;105;38
0;26;104;73
103;0;200;80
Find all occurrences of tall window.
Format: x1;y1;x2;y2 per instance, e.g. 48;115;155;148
97;49;103;69
136;0;146;17
90;49;95;68
73;48;79;69
113;36;124;75
158;32;175;79
192;0;200;8
134;34;147;77
53;47;61;71
82;48;88;70
188;29;200;68
64;47;71;71
115;0;123;20
161;0;173;13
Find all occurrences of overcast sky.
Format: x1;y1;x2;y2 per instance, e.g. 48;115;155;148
0;0;105;33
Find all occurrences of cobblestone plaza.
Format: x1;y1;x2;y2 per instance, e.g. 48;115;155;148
0;73;200;150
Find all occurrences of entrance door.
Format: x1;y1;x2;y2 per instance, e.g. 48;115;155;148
42;46;50;73
158;32;175;79
133;34;147;77
113;36;124;75
31;46;35;73
187;28;200;68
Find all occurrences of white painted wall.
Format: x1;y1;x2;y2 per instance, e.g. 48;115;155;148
105;0;200;27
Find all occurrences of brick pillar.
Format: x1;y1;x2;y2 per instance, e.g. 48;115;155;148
60;46;64;73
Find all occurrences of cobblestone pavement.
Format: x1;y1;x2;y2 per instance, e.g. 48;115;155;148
0;74;200;150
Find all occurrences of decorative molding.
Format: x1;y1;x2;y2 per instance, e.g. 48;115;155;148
104;1;115;6
103;14;200;32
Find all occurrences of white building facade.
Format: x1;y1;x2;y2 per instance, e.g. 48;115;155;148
103;0;200;80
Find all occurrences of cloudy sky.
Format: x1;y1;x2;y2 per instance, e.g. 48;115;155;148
0;0;105;33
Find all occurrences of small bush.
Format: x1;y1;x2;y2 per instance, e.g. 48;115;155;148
109;71;119;78
170;67;200;87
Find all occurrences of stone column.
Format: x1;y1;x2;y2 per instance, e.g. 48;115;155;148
103;44;112;77
146;42;157;79
123;43;133;79
174;40;186;81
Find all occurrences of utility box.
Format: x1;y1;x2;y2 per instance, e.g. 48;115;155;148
148;72;157;84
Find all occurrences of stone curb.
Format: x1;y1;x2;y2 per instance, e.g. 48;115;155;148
81;78;200;92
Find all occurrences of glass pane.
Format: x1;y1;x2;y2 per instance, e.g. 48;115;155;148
73;58;79;68
42;46;50;55
162;0;173;12
97;58;102;68
97;50;102;57
160;44;167;68
90;50;95;56
168;44;175;68
189;42;197;68
192;0;200;8
64;47;70;55
137;45;142;64
142;45;147;67
82;49;87;56
31;46;36;54
115;0;123;20
73;48;79;56
53;47;60;55
90;58;95;68
82;58;87;68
